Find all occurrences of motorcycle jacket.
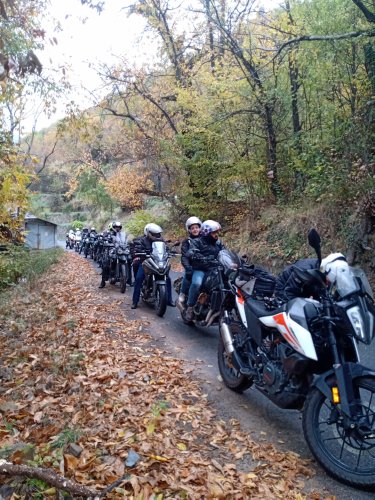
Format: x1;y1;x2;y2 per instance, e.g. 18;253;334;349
189;235;225;271
181;234;200;271
274;258;319;302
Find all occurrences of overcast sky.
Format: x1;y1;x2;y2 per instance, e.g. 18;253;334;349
27;0;282;132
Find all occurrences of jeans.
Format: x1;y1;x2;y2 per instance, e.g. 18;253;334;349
181;273;192;295
132;266;172;305
187;270;206;307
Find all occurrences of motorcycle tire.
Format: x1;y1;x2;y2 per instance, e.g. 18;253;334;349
303;376;375;489
217;334;253;393
84;247;88;258
119;264;127;294
155;284;167;317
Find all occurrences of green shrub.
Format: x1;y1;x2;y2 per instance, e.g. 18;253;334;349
71;220;84;230
125;210;167;238
0;246;63;292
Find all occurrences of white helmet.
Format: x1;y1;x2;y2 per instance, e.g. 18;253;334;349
144;223;163;241
200;220;221;237
185;216;202;232
320;253;347;283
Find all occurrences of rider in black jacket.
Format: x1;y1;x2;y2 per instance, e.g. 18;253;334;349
178;216;202;307
185;220;224;321
131;223;174;309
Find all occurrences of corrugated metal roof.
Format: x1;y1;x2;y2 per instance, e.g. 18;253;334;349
24;213;57;226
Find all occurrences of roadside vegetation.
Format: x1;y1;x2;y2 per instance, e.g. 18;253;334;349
0;247;63;293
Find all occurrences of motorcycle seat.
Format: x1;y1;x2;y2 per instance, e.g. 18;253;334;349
245;298;285;318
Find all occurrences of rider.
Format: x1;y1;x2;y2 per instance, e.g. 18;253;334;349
131;223;174;309
185;220;224;321
274;258;320;302
178;216;202;307
112;221;133;286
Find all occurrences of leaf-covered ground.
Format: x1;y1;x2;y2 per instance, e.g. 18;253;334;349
0;252;325;498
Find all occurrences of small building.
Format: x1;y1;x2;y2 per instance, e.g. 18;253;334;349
24;213;57;249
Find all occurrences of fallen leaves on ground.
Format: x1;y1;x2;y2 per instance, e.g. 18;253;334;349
0;252;321;498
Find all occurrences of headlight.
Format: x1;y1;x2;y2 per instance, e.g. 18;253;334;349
347;306;366;341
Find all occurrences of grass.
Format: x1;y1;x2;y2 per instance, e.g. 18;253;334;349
0;246;63;293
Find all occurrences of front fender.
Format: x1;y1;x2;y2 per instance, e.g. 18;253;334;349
314;362;375;403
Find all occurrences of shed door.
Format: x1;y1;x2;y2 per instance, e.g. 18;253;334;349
25;222;39;249
39;223;56;249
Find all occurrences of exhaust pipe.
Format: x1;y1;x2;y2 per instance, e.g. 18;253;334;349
220;320;234;354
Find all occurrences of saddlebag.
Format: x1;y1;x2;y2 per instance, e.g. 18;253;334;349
235;265;276;299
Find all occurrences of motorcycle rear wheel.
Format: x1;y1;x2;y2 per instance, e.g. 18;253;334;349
155;284;167;317
303;376;375;489
119;264;127;294
217;332;253;393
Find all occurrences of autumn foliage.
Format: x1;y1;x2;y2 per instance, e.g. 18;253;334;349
105;165;154;209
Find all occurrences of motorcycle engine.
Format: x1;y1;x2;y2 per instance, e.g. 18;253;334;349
259;335;289;394
262;361;288;394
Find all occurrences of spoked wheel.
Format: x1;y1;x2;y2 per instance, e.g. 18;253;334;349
119;264;127;294
155;284;167;317
303;376;375;489
217;322;253;393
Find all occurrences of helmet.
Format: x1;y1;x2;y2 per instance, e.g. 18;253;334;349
200;220;221;237
144;223;163;241
91;227;96;231
185;216;202;232
320;253;347;283
113;221;122;231
108;223;112;230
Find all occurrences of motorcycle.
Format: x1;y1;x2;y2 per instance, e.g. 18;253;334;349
175;257;275;326
215;229;375;489
137;241;179;317
74;232;82;252
108;243;131;293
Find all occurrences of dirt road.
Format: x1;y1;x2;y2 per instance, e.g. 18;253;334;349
93;260;375;500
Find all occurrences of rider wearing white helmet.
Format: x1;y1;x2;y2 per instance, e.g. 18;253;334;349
177;217;202;307
131;223;174;309
185;220;224;321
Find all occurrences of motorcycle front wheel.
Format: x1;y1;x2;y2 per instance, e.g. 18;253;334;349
303;376;375;489
217;327;253;393
155;284;167;317
119;264;127;294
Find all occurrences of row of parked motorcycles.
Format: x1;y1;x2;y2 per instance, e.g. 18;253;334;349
172;229;375;490
73;232;180;316
70;226;375;488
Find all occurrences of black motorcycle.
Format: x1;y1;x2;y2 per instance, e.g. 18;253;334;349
108;243;131;293
174;257;275;326
138;241;179;317
215;230;375;489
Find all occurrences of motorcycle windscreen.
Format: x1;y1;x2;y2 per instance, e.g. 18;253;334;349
151;241;167;262
218;249;241;270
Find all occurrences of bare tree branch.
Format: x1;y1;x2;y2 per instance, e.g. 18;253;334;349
0;460;97;498
275;28;375;58
351;0;375;23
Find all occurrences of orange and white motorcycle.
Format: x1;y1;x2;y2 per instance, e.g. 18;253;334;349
217;230;375;489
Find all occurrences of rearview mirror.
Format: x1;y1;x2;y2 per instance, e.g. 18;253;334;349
308;228;322;265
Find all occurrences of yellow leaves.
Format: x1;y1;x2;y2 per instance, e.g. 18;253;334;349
149;454;170;462
105;165;154;209
176;442;187;451
146;421;156;435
